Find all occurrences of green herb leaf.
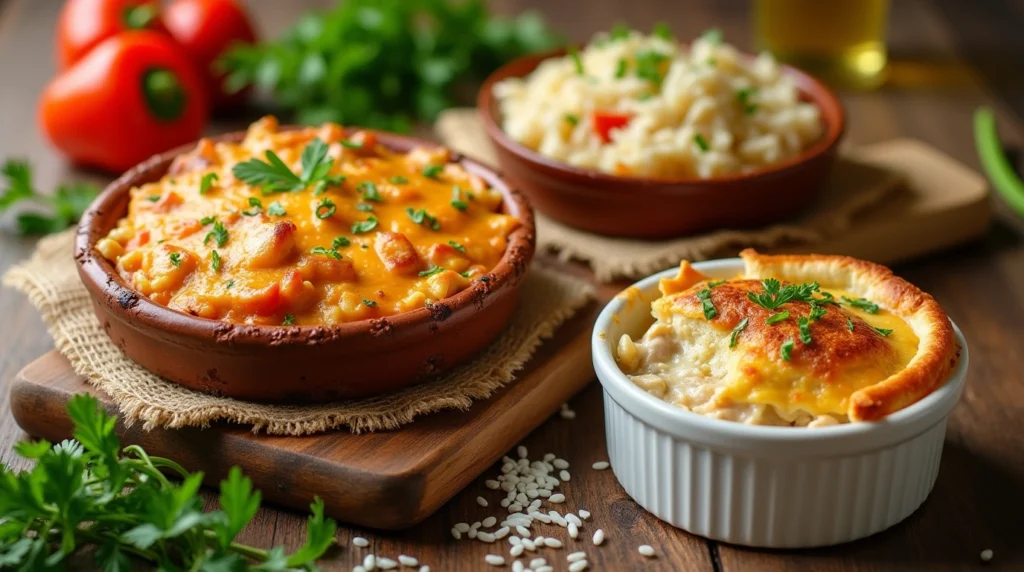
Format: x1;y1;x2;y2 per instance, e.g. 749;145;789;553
847;317;855;332
635;49;670;86
358;181;382;202
146;194;161;202
232;149;303;192
332;236;350;249
340;139;363;149
282;314;295;326
199;172;219;194
798;316;812;344
389;175;409;184
873;326;894;337
265;201;285;216
766;310;789;324
696;288;717;320
356;202;374;212
653;21;673;40
362;299;377;308
568;45;584;75
780;339;795;361
315;197;336;219
300;138;333;183
226;279;235;289
564;114;579;126
211;250;221;272
351;215;378;234
448;240;466;252
450;186;469;211
747;279;821;311
406;207;440;230
0;160;100;236
310;246;341;259
708;278;727;288
199;215;216;225
841;296;880;314
242;196;263;216
614;58;627;79
419;265;445;277
204;221;229;247
422;164;444;179
729;317;749;349
694;133;710;152
216;466;261;548
809;303;827;321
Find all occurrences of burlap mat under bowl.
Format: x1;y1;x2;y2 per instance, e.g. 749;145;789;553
3;230;594;435
435;108;904;282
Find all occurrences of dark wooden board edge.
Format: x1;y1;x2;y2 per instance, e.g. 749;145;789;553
9;302;599;530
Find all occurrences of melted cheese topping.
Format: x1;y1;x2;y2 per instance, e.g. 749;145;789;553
618;278;919;427
97;117;519;326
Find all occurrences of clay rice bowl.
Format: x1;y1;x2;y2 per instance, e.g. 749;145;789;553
75;128;536;403
478;48;845;239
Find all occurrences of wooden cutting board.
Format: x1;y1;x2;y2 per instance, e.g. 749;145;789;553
8;135;991;530
9;266;610;530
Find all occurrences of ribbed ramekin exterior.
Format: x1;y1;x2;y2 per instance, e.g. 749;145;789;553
603;390;947;548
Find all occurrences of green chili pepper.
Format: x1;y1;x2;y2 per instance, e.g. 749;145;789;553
974;106;1024;217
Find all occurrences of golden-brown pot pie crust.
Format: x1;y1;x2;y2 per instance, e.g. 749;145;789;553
637;249;958;423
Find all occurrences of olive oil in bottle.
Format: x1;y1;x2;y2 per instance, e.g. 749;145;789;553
754;0;889;89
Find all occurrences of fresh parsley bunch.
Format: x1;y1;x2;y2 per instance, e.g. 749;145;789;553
0;394;337;570
218;0;562;130
0;160;99;235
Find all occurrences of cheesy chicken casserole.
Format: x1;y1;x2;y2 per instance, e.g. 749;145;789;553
97;117;520;326
616;250;958;426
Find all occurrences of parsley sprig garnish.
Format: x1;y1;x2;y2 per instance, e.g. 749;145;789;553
203;221;229;247
0;394;337;570
407;207;441;230
0;160;99;235
199;172;219;194
696;288;717;320
729;317;748;348
780;339;795;362
419;265;445;277
310;246;342;259
747;279;822;311
451;186;470;211
841;296;880;314
351;216;378;234
232;138;343;195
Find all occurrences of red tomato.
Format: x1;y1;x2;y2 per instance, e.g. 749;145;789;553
164;0;258;108
56;0;168;69
38;31;209;173
591;111;632;144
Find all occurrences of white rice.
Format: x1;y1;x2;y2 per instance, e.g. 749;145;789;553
494;30;823;179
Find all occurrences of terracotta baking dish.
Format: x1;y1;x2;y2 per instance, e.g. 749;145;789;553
75;129;536;403
477;49;845;239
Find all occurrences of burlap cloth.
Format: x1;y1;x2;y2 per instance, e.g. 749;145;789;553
435;108;905;282
3;230;594;435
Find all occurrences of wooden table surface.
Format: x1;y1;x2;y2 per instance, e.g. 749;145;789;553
3;1;1024;570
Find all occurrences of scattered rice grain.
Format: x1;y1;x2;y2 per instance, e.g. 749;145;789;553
568;523;579;539
566;513;582;527
638;545;656;557
591;461;609;471
516;525;531;537
981;549;994;562
450;528;462;540
567;551;587;562
559;470;571;482
377;557;398;570
592;529;604;545
549;493;566;503
553;459;569;469
544;538;563;548
510;544;525;557
517;445;528;458
485;554;505;566
530;558;547;568
578;510;591;520
483;516;497;528
478;532;496;543
398;555;418;567
568;561;588;572
477;496;489;507
455;523;470;533
353;536;370;548
512;561;525;572
363;554;376;569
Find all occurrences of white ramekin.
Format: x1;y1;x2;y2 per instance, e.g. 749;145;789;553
592;258;969;548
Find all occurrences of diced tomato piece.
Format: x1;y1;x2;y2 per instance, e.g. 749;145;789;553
591;111;632;144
